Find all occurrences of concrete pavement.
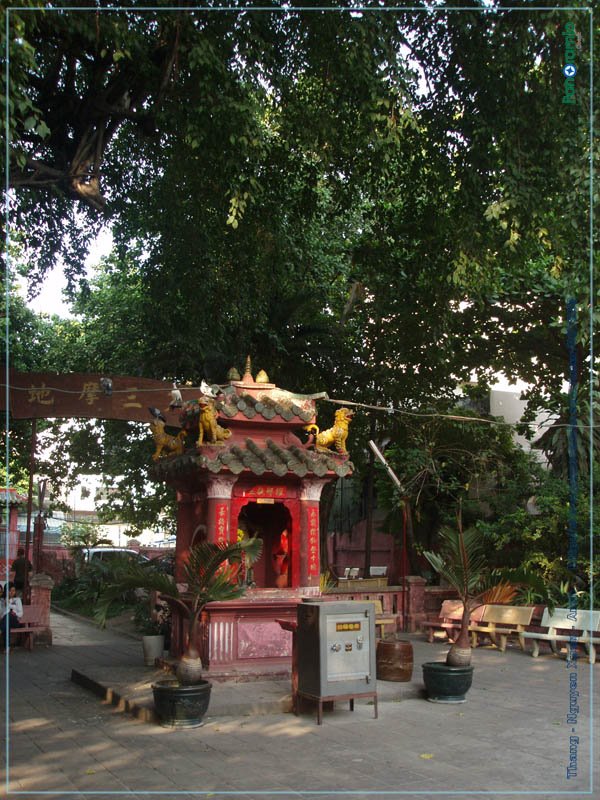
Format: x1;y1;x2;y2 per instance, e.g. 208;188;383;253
1;609;598;798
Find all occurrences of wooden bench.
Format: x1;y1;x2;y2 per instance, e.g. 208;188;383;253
372;600;397;639
421;600;487;643
9;605;45;651
518;608;600;664
470;604;534;652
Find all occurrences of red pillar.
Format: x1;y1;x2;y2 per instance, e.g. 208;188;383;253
299;479;328;587
171;491;203;657
287;500;301;588
29;573;54;644
174;491;204;583
205;475;238;544
405;575;427;632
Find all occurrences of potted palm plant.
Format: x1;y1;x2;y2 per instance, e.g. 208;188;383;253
421;523;486;702
421;516;520;702
95;537;262;727
421;513;544;702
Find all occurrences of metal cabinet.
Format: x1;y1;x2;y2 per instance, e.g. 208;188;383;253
296;599;377;724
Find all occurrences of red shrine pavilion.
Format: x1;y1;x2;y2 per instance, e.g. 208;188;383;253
150;359;354;672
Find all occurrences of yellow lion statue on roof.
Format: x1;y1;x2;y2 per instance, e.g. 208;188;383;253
304;407;354;454
197;398;232;447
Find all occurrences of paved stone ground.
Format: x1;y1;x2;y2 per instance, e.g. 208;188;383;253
1;610;598;799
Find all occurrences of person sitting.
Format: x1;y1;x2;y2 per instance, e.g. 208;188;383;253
1;583;24;653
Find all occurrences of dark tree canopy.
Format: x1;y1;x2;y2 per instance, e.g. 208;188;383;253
3;2;596;531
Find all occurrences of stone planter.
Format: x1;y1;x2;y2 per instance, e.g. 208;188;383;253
152;678;212;728
422;661;474;703
142;635;165;666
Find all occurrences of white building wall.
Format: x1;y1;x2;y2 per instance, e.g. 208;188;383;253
489;388;550;462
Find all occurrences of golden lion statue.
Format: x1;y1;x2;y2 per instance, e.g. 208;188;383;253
304;407;354;454
150;418;186;460
197;399;232;447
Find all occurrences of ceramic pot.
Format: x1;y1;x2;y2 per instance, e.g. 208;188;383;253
422;661;474;703
176;654;204;685
446;645;472;667
142;635;165;666
152;678;212;728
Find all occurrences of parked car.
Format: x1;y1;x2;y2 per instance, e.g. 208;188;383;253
149;553;175;575
84;547;150;565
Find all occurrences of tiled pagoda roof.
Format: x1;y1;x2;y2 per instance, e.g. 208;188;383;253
197;384;317;424
151;438;353;480
0;488;28;505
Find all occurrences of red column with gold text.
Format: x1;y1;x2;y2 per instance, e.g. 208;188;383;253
205;475;237;545
299;479;327;587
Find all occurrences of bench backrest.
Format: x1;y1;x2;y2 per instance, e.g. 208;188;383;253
481;605;534;626
439;599;463;619
372;600;396;617
540;608;600;631
439;600;486;623
21;605;44;625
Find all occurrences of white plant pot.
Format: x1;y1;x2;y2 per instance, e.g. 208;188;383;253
142;635;165;666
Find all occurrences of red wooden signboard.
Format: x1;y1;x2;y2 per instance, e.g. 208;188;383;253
0;371;197;424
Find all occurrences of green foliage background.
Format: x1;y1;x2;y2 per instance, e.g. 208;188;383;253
3;3;597;575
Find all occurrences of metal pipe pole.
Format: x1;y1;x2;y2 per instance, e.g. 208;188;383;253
23;418;37;602
367;440;405;493
368;440;409;630
401;504;408;632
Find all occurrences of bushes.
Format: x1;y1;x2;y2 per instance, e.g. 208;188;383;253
52;560;140;618
477;469;599;607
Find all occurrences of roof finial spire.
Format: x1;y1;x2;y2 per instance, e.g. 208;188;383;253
242;355;254;384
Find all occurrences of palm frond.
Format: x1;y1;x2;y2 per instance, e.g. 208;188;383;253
184;538;263;599
95;537;264;640
479;580;518;605
94;561;179;627
423;526;488;604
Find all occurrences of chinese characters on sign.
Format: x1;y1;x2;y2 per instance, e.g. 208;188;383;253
307;506;319;576
79;382;101;405
247;485;287;499
6;372;192;423
122;390;143;410
28;383;54;406
216;503;229;544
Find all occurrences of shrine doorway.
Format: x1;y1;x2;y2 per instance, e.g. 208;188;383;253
237;502;293;589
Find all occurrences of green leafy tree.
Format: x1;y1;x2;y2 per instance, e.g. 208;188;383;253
476;469;599;605
6;5;596;540
374;406;540;565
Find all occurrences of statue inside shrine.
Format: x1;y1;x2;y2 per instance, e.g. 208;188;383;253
271;530;290;588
